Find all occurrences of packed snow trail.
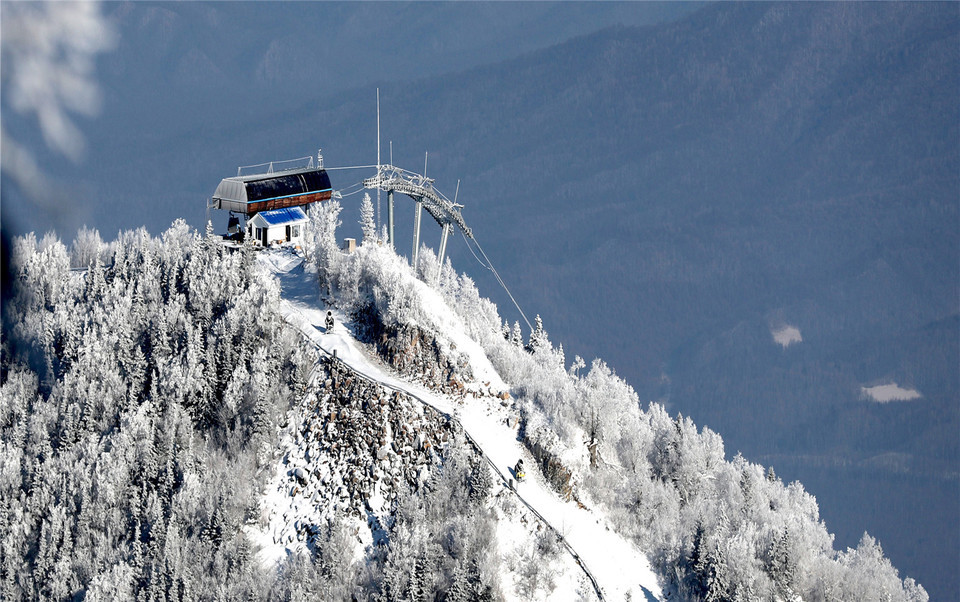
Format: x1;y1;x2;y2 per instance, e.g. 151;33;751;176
263;251;663;601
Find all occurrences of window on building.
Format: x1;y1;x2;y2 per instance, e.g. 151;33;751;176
291;225;300;238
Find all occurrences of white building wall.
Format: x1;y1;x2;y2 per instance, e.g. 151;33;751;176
265;224;286;245
249;219;306;246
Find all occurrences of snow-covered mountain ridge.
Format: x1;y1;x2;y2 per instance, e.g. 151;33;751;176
252;198;928;601
253;246;661;600
0;217;928;601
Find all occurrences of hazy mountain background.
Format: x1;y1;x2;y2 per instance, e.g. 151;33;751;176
3;2;957;599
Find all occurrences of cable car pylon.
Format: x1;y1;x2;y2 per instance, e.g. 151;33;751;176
362;164;472;272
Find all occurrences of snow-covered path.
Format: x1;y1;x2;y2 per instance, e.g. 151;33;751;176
264;252;662;601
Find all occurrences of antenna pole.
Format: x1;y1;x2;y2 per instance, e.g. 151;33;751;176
376;88;381;228
385;137;395;249
424;151;428;179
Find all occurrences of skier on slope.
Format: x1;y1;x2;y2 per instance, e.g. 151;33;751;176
515;459;526;482
325;311;334;332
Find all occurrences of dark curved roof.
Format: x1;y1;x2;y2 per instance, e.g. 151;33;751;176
244;170;331;202
212;167;332;205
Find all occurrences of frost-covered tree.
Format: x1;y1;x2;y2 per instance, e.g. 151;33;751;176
510;321;524;348
359;193;377;245
568;355;586;378
290;196;928;602
527;314;548;353
1;223;316;601
305;199;343;291
69;225;106;268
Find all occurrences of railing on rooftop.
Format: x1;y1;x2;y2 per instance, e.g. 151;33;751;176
237;155;315;177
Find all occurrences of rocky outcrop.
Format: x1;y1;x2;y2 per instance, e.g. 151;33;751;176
276;356;455;547
524;429;577;503
352;302;474;395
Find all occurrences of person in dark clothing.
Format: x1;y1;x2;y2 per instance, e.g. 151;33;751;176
325;311;334;332
515;459;525;481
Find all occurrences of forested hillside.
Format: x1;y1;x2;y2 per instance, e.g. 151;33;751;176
0;218;930;601
296;199;929;600
0;223;312;599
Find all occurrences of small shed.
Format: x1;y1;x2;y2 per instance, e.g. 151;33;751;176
211;167;332;216
248;207;309;247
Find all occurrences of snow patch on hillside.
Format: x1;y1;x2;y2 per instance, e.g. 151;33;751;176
862;383;922;403
256;247;304;274
771;324;802;347
404;272;507;391
491;489;598;601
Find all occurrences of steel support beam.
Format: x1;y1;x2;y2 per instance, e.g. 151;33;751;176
387;189;395;249
412;199;423;271
437;224;451;283
363;165;472;239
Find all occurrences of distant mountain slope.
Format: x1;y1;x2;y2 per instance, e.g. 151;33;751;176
95;1;697;125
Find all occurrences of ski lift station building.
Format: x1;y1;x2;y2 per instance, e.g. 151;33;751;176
210;164;332;246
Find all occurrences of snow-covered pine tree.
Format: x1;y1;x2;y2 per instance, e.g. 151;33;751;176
766;528;797;600
446;561;470;602
468;460;492;504
527;314;548;352
359;193;377;245
510;322;523;347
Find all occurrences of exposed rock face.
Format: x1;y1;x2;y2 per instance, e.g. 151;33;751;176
352;302;474;396
275;356;455;547
524;430;577;503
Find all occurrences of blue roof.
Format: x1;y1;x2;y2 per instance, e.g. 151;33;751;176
256;206;308;226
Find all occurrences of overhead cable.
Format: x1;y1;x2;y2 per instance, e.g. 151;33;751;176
460;230;533;333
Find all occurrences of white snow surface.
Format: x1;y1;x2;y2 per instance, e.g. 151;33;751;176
861;383;922;402
254;249;663;601
771;324;802;348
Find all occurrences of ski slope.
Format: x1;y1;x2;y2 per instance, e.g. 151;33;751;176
261;250;663;601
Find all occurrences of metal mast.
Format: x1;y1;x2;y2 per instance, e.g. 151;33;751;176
376;89;381;229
